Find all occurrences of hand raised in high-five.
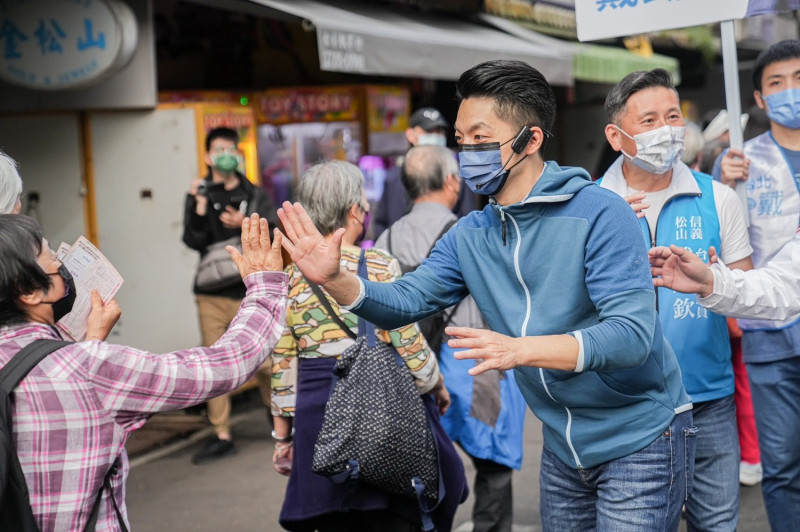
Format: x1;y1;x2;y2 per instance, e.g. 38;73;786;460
227;213;283;277
277;201;344;286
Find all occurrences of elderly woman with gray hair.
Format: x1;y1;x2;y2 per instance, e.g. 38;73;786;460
270;160;466;532
0;150;23;214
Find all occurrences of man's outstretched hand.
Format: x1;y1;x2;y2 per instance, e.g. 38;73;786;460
649;245;715;297
277;201;344;286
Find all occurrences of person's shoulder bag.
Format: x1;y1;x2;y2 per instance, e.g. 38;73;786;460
309;250;446;532
194;236;242;291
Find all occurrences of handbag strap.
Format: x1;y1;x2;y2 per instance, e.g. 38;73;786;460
413;402;448;532
307;249;376;346
355;250;379;348
308;282;357;341
0;339;71;395
84;457;128;532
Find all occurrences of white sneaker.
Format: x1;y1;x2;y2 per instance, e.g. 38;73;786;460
740;461;763;486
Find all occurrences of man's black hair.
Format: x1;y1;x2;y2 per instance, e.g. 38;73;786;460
0;215;52;327
752;40;800;92
456;60;556;133
205;127;239;152
604;69;676;124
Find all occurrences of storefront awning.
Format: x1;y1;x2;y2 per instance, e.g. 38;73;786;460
480;14;681;85
250;0;574;85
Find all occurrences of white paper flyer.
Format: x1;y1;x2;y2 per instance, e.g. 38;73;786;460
56;236;124;342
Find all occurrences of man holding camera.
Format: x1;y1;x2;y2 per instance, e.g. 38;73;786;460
182;127;278;464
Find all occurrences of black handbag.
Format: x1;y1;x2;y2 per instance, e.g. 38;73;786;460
310;251;444;531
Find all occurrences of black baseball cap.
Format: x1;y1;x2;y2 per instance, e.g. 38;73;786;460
409;107;450;131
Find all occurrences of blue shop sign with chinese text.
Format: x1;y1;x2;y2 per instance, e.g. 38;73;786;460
0;0;137;90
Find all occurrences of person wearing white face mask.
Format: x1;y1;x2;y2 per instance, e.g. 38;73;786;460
598;68;754;532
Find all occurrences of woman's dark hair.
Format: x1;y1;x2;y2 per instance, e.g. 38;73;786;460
752;40;800;92
456;60;556;133
0;214;51;326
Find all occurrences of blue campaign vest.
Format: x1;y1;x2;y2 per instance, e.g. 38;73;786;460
644;172;733;402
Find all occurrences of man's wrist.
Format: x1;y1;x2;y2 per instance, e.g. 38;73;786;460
698;268;715;298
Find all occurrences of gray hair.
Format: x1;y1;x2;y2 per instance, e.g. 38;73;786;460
295;160;364;236
402;146;459;200
0;151;22;214
604;69;677;125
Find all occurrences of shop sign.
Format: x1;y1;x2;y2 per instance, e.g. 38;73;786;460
255;87;358;124
318;30;366;73
0;0;138;90
575;0;748;42
366;86;409;134
201;106;255;132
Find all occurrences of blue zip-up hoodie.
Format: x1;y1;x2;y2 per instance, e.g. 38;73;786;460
354;161;691;469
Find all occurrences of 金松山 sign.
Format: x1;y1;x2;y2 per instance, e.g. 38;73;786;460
0;0;138;90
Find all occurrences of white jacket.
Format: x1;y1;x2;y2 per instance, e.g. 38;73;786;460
701;231;800;320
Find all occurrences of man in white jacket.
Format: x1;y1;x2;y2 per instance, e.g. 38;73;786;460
649;236;800;321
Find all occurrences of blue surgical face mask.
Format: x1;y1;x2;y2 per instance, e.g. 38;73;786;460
417;133;447;147
764;88;800;129
458;136;525;196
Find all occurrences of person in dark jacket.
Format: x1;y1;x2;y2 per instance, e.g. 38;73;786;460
182;127;279;464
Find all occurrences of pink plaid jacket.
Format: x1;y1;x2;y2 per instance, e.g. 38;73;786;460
0;271;287;532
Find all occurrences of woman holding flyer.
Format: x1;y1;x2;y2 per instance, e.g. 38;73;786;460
0;213;287;532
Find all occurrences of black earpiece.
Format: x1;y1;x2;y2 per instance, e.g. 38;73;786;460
510;126;534;154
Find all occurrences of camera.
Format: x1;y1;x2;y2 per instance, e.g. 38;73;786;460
196;182;208;196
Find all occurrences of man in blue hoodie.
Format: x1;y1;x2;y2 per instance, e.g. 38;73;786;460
278;60;694;531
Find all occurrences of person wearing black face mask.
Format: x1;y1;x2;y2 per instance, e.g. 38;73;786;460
0;213;287;532
44;264;77;323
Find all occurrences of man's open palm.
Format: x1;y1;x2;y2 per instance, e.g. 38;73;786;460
277;201;343;285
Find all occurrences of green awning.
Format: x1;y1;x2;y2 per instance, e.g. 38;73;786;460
572;42;681;85
479;14;681;85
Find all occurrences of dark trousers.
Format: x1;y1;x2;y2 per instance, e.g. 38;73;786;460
471;456;514;532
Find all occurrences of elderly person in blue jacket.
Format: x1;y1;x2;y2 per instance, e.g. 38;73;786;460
277;59;695;532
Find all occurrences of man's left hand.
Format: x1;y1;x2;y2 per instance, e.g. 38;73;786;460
448;327;521;376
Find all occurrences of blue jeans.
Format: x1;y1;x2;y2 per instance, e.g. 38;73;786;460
685;395;740;532
747;358;800;532
539;410;695;532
